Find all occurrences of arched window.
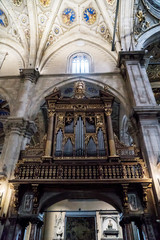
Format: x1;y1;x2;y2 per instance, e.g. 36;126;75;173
69;53;91;73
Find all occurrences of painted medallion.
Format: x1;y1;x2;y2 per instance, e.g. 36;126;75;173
39;0;51;7
62;8;76;26
54;27;60;34
13;0;23;7
0;9;8;27
83;7;96;25
100;25;106;34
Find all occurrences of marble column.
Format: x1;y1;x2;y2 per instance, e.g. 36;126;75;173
2;216;28;240
28;217;43;240
120;218;134;240
105;108;117;156
142;216;156;240
29;223;37;240
118;51;160;217
0;118;28;178
44;109;55;157
14;69;39;118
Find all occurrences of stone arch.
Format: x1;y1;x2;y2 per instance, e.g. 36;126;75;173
38;30;117;72
29;76;130;120
39;191;123;214
135;25;160;50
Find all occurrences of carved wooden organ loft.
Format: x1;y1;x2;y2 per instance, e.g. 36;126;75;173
14;81;148;182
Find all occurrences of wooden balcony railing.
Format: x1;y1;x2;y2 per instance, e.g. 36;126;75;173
14;163;144;180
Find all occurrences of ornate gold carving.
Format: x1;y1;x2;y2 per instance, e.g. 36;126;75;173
85;134;98;145
74;81;86;99
122;184;129;213
12;184;19;214
105;108;112;116
56;113;65;132
48;110;55;118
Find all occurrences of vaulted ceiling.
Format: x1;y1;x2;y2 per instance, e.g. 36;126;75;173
0;0;121;74
0;0;160;75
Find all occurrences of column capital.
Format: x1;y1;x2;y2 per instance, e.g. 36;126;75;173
118;50;145;68
105;108;112;116
48;109;56;118
4;117;29;135
19;68;39;84
133;106;160;116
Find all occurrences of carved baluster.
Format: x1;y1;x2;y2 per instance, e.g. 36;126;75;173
53;166;56;179
64;166;67;179
119;165;123;178
112;165;116;179
68;166;71;179
128;165;131;178
21;166;25;179
122;165;126;178
42;166;45;178
85;166;88;179
93;166;96;179
49;166;52;179
44;166;47;179
77;166;80;179
116;165;119;178
134;165;138;178
104;166;107;179
108;165;112;179
72;166;75;179
89;166;92;179
26;165;29;179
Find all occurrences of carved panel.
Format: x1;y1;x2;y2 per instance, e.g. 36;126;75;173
126;62;156;106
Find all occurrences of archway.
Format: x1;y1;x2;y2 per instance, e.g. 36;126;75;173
41;197;123;240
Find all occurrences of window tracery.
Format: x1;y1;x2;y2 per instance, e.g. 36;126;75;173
69;53;91;73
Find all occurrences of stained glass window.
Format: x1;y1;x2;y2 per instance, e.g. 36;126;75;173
70;53;90;73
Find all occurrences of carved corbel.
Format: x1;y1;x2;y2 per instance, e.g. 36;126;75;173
122;184;129;214
32;184;39;214
105;108;112;116
141;183;150;212
11;184;20;214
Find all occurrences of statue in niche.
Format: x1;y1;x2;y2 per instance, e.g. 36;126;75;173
24;194;33;212
55;212;63;239
128;194;138;211
107;219;113;229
